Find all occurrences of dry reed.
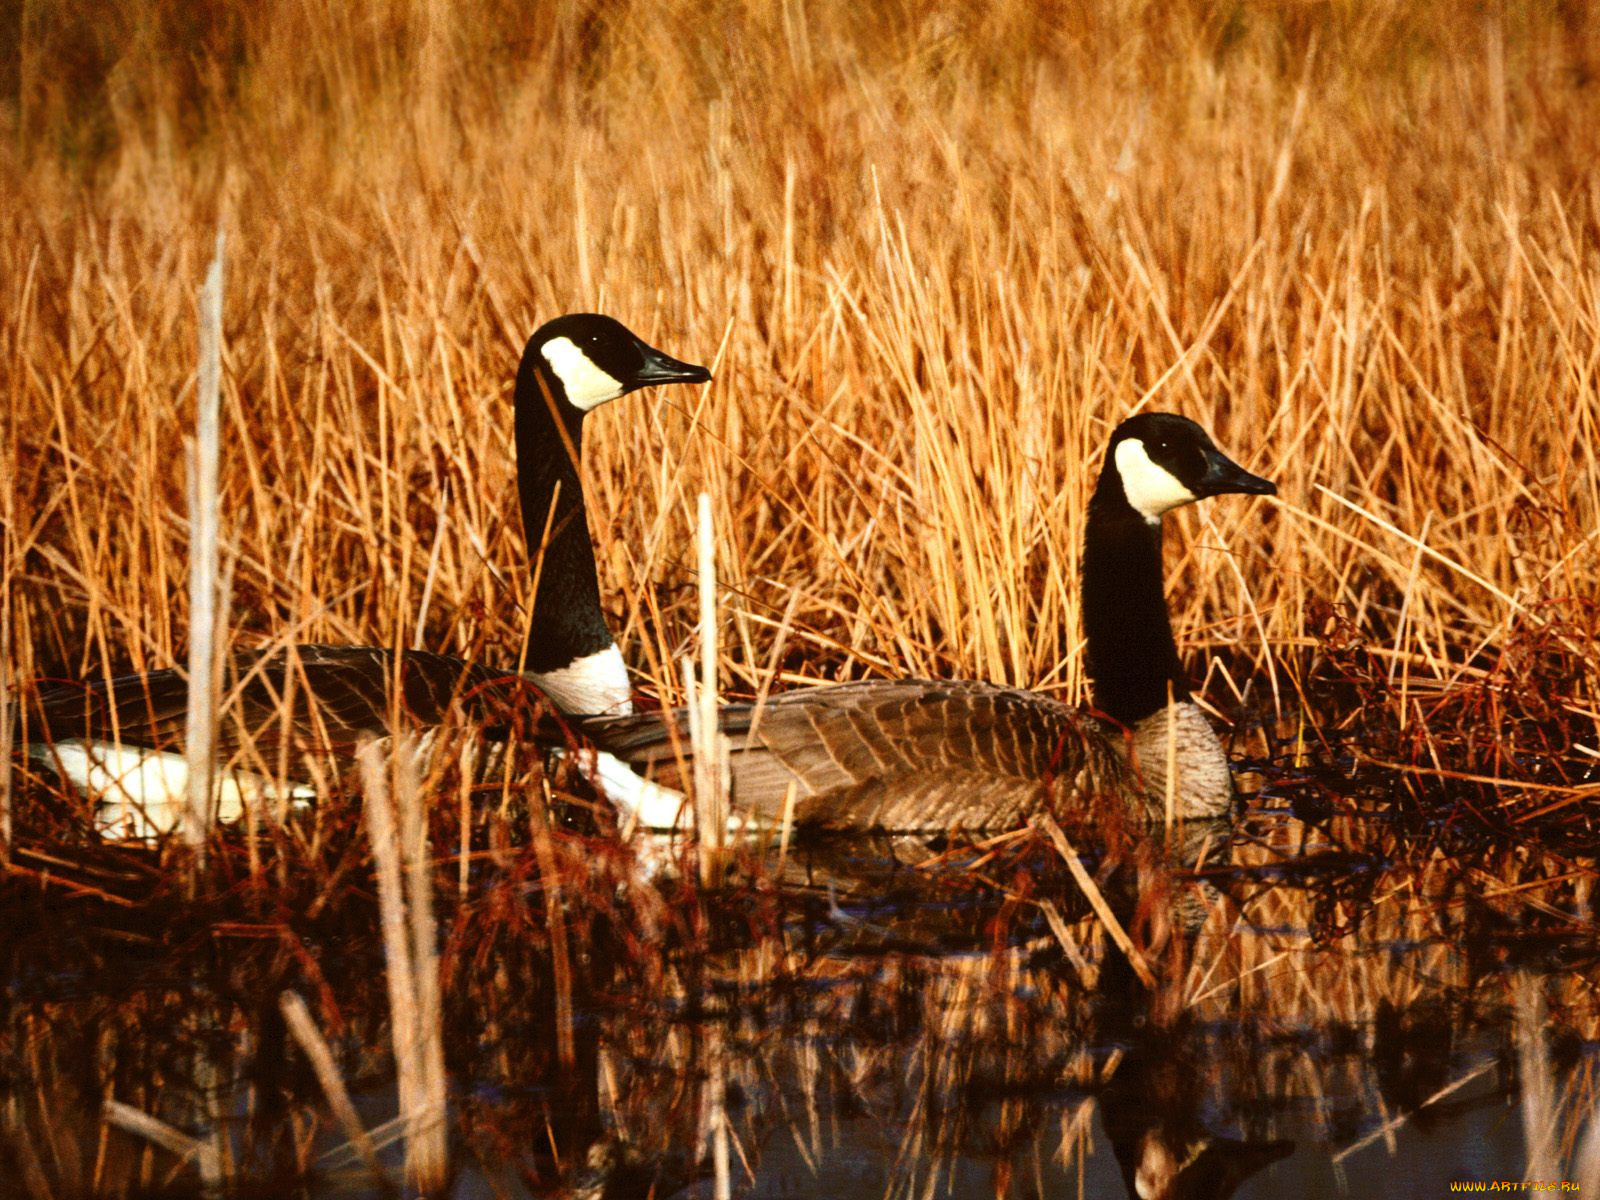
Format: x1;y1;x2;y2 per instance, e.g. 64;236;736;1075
182;231;225;860
359;737;448;1194
9;1;1600;742
7;1;1600;1193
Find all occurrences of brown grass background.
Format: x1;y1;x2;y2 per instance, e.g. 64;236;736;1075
7;7;1600;1190
6;0;1600;733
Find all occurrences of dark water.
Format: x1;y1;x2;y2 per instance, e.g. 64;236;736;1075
740;1082;1525;1200
3;756;1597;1200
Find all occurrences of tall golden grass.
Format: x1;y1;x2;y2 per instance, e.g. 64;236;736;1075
7;5;1600;1186
8;0;1600;740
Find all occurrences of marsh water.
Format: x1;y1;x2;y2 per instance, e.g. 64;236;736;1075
3;731;1597;1200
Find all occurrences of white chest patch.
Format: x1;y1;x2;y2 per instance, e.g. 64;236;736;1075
1125;702;1233;820
540;337;625;411
529;644;633;715
1115;438;1198;524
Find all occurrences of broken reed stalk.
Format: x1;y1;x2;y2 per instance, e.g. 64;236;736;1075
183;231;226;861
103;1100;220;1183
1032;815;1155;989
278;990;390;1186
359;736;448;1194
399;739;448;1185
1331;1059;1498;1164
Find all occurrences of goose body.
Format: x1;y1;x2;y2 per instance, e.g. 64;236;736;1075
20;314;710;836
575;414;1274;837
583;678;1133;833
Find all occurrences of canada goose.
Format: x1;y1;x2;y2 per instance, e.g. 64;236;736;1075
20;314;711;836
572;414;1274;837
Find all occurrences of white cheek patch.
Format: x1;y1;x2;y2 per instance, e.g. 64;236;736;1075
529;644;633;715
540;336;625;411
1115;438;1199;523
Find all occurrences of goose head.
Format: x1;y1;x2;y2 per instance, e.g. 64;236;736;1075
521;313;712;415
1082;413;1275;738
511;314;711;713
1106;413;1276;525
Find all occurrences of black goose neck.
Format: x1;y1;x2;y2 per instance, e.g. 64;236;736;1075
514;352;614;673
1081;475;1188;727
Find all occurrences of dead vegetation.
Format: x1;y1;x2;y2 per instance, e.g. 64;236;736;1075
4;1;1600;1194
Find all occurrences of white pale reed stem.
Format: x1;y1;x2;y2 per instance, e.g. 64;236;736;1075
1;599;12;859
359;737;448;1194
692;492;729;885
181;234;230;1195
359;741;419;1162
399;741;448;1187
688;492;733;1197
184;231;226;857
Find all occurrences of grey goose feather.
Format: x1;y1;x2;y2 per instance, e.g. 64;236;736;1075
585;677;1135;834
